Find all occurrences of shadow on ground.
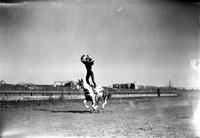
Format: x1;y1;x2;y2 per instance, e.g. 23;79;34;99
33;108;93;113
33;108;114;113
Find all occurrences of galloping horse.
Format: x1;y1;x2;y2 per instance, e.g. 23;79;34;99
76;79;111;111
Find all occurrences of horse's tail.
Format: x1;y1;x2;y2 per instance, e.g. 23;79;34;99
107;92;111;100
104;89;111;100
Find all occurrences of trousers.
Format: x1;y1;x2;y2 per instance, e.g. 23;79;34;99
86;70;96;87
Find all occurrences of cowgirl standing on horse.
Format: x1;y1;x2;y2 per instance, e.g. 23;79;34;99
81;55;99;96
81;55;96;87
78;55;111;111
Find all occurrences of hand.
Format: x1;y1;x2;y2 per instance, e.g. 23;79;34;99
81;55;85;61
81;55;85;59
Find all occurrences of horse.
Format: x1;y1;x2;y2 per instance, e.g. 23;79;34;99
76;79;111;112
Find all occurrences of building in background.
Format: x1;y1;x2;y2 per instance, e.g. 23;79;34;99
54;80;76;89
112;81;138;89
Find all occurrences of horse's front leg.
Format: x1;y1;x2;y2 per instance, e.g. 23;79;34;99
83;99;89;109
91;98;98;111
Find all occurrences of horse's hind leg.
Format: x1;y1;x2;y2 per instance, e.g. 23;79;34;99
101;97;108;111
83;99;89;109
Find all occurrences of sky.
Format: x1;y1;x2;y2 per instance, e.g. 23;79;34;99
0;0;199;87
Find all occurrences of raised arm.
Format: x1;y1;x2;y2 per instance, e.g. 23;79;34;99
86;55;94;63
81;55;85;63
91;60;94;65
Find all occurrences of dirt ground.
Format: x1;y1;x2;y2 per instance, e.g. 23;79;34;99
0;95;200;138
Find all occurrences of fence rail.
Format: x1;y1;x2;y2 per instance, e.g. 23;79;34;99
0;90;179;96
0;90;181;101
0;91;82;96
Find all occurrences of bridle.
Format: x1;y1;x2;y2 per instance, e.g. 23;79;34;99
77;81;90;95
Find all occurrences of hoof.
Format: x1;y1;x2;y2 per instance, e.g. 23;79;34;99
85;106;89;109
92;109;100;113
86;108;90;112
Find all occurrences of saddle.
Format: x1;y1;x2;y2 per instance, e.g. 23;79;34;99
84;86;98;98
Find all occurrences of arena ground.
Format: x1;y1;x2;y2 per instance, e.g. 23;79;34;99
0;94;200;138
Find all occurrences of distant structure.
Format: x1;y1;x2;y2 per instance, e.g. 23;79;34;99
54;80;75;88
0;80;6;85
168;80;173;88
54;81;69;87
157;88;160;97
112;81;138;89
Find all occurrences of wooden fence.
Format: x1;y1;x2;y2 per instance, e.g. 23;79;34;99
0;90;180;96
0;90;181;101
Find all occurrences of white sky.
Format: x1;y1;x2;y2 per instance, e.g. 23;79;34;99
0;0;199;87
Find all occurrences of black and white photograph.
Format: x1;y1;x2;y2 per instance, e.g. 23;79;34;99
0;0;200;137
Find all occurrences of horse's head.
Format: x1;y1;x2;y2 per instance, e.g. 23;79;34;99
76;79;94;96
76;78;84;90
